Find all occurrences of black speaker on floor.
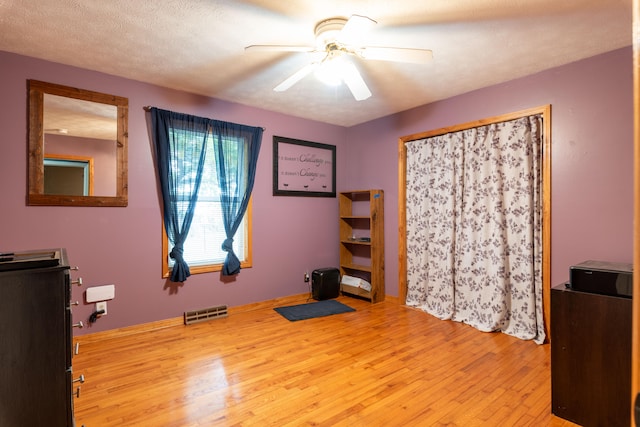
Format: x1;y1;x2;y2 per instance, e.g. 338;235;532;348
312;268;340;300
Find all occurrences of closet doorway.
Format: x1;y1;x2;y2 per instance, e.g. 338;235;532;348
398;105;551;342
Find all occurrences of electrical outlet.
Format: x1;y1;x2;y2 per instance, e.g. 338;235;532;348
96;301;107;316
304;271;310;283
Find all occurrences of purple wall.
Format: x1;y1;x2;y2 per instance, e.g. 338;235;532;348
1;52;347;334
0;47;633;334
346;47;634;291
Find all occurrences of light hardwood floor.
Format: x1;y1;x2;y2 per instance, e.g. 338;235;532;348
73;294;579;426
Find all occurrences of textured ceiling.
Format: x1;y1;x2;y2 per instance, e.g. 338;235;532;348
0;0;632;127
44;94;117;140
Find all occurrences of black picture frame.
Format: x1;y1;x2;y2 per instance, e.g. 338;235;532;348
273;136;336;197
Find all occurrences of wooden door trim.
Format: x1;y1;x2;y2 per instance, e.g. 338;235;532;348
631;0;639;423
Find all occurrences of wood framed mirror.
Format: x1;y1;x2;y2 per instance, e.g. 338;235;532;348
28;80;128;207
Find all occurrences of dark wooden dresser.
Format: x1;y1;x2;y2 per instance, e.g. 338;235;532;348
0;249;83;426
551;283;632;427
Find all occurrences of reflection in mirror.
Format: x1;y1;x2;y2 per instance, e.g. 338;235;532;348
44;155;94;196
44;95;115;196
28;80;128;206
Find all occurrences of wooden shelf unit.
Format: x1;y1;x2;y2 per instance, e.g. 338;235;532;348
339;189;384;303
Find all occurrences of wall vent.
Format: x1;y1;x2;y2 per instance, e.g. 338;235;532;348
184;305;228;325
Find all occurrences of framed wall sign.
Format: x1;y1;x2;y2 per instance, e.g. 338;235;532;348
273;136;336;197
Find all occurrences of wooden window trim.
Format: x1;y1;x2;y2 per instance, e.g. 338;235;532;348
161;199;253;278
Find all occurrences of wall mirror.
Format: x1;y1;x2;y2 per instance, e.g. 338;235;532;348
28;80;128;206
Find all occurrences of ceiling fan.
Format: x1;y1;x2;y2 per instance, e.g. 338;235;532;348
245;15;433;101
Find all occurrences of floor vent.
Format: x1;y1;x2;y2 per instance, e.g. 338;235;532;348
184;305;228;325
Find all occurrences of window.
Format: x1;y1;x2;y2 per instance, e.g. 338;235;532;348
161;130;252;278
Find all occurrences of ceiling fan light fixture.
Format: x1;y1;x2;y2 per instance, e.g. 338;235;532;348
314;54;347;86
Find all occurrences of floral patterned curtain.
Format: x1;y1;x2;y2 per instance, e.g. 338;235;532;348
405;115;545;344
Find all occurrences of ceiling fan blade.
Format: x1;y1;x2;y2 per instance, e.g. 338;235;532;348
341;62;371;101
274;63;319;92
245;45;316;53
338;14;376;46
359;47;433;64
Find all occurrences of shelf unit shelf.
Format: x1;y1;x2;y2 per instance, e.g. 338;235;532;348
339;189;384;303
340;240;372;246
340;263;372;273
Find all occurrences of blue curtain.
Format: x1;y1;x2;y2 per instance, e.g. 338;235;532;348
150;107;263;281
212;122;262;275
150;108;210;282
